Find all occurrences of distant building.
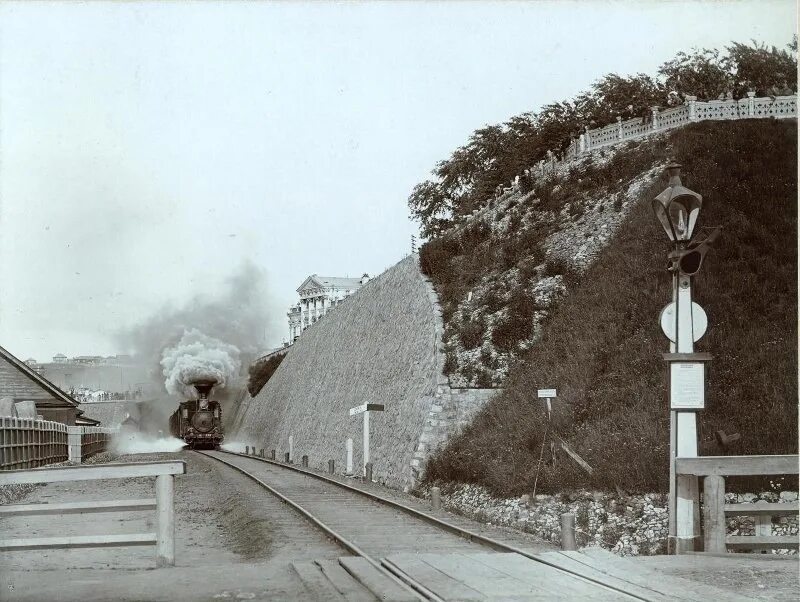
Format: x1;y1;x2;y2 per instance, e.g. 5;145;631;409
287;273;370;340
53;353;68;363
72;355;103;365
24;358;37;367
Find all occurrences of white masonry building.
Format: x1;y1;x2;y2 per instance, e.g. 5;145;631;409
287;274;370;341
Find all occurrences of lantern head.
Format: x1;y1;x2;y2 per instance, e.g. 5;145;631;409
652;163;703;243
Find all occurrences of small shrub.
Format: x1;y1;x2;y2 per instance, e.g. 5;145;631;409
247;352;286;396
459;316;486;350
443;351;458;374
543;256;570;277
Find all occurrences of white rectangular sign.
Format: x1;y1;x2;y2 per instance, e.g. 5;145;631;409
537;389;557;398
670;362;705;410
349;403;385;416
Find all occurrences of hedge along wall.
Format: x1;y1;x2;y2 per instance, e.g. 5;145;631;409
234;255;497;490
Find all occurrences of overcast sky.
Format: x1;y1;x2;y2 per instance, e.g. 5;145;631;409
0;1;795;361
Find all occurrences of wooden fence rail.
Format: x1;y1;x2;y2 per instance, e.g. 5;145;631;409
0;418;117;469
676;455;799;553
0;461;186;567
0;417;68;470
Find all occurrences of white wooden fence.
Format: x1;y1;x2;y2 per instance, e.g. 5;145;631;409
0;461;185;567
0;417;116;470
676;454;799;553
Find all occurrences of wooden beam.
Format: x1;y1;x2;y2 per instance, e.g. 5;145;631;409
0;533;157;551
0;461;186;485
726;536;799;550
725;502;799;517
0;499;156;517
675;455;799;476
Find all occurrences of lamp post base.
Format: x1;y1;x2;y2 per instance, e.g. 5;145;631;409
668;535;703;555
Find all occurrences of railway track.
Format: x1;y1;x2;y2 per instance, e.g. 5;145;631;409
196;449;663;601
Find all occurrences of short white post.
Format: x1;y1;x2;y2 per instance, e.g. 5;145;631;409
346;438;354;474
155;474;175;567
67;426;82;464
747;90;755;117
363;411;370;476
431;486;441;511
651;106;660;131
616;115;623;140
578;133;586;154
686;95;697;121
288;435;294;463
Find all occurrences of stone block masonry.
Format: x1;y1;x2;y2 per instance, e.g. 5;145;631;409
234;255;499;491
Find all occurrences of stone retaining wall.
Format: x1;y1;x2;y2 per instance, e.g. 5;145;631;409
423;483;798;556
233;255;498;490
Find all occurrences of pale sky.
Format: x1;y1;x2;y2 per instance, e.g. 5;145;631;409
0;1;795;361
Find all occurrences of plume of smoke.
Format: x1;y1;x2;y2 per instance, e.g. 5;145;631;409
161;329;240;398
116;261;282;400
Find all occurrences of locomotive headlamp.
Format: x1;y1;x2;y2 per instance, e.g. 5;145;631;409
652;163;703;243
199;399;209;410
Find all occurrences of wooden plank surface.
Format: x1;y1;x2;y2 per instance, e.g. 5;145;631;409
466;552;617;601
415;552;540;598
383;554;486;601
315;560;376;602
675;455;798;476
291;561;347;601
338;556;418;602
557;551;752;602
726;536;799;549
724;502;799;516
0;498;156;516
0;533;157;551
0;461;186;485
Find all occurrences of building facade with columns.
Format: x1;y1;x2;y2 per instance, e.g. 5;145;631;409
287;274;369;341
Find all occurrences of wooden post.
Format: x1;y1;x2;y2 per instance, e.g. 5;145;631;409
259;449;264;457
302;455;308;468
155;474;175;567
245;446;250;455
703;475;726;553
270;449;276;460
364;462;373;483
284;452;290;463
328;459;335;474
289;435;294;463
561;513;577;551
431;486;441;511
754;499;772;552
363;412;370;476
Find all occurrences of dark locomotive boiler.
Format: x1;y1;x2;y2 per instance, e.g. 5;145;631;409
169;378;223;449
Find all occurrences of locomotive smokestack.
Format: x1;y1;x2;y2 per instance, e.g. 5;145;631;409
190;378;218;399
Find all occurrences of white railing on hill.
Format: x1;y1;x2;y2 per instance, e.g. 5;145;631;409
512;93;797;185
0;417;116;470
564;93;796;161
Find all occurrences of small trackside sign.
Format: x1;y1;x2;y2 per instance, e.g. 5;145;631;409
537;389;557;398
349;403;385;416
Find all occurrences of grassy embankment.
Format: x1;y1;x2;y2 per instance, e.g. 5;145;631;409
423;119;797;495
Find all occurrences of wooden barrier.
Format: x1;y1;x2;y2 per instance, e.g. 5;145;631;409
0;461;186;567
676;455;799;553
0;417;68;470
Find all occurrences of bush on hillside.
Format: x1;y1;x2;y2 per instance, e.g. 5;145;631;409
424;119;798;495
247;352;286;397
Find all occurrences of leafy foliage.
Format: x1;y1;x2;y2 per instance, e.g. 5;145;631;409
408;40;797;239
424;120;798;495
247;352;286;397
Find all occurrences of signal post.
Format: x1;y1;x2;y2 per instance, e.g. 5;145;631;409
652;163;719;553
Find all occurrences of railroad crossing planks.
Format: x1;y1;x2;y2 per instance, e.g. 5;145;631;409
338;556;420;602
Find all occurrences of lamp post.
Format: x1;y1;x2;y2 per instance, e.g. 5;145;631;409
652;163;714;554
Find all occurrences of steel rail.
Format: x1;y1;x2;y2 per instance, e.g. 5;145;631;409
221;450;652;601
195;450;441;602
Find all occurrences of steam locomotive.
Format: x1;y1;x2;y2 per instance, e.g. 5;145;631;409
168;379;223;449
